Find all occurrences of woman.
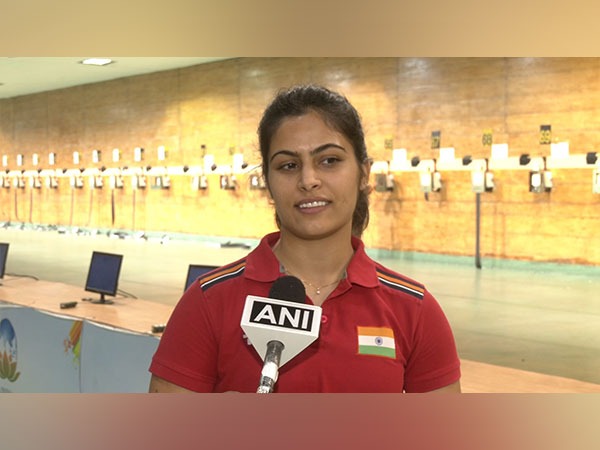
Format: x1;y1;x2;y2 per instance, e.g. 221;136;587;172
149;85;461;393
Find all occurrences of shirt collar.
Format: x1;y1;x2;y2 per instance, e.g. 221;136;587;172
346;235;380;288
243;232;284;283
244;231;379;288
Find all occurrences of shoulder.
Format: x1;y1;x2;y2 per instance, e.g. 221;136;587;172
348;238;426;302
373;263;425;301
197;258;247;292
188;233;281;299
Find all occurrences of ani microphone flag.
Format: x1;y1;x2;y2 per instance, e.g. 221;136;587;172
357;326;396;359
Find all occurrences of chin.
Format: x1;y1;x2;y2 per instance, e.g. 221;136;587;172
281;224;349;241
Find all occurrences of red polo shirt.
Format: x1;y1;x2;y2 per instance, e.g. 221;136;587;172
149;232;461;392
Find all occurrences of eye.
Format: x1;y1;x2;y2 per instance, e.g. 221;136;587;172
320;156;342;167
276;161;299;171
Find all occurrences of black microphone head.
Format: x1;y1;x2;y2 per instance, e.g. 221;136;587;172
269;275;306;304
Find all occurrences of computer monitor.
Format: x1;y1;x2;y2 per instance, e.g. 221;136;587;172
0;242;8;284
84;251;124;304
185;264;218;292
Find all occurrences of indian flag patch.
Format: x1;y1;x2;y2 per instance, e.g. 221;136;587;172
357;326;396;359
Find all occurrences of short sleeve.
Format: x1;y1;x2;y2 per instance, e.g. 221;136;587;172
149;283;218;392
403;289;461;392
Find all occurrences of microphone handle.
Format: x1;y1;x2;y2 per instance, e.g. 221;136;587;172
256;340;284;394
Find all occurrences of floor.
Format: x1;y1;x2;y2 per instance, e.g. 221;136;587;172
2;223;599;386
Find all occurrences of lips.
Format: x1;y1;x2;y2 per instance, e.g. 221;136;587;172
296;199;330;209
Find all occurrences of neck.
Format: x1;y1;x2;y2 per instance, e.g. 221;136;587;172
273;230;355;302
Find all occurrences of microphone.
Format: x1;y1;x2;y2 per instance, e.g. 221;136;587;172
240;275;322;393
256;276;305;394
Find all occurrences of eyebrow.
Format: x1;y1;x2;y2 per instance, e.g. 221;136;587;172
269;143;347;163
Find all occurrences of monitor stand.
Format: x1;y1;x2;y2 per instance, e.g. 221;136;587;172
86;293;114;305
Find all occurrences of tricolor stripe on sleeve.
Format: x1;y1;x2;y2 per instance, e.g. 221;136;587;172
376;267;425;300
199;260;246;291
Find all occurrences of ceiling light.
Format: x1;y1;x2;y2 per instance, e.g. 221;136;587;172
80;58;114;66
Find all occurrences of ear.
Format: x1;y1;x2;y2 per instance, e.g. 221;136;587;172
261;167;273;198
265;177;274;199
359;159;372;190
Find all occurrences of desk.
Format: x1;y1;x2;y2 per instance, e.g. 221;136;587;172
0;276;173;334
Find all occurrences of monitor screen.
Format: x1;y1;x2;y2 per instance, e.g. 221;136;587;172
185;264;218;292
0;242;8;280
84;251;124;304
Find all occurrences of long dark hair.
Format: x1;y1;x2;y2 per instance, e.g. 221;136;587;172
257;85;371;237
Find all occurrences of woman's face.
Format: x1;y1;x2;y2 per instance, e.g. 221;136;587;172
266;111;369;241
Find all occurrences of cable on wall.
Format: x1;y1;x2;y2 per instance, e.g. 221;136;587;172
29;189;33;223
14;190;23;222
69;188;75;228
84;188;94;228
111;189;115;226
132;189;136;232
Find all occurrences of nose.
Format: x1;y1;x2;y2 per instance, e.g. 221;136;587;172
298;165;321;191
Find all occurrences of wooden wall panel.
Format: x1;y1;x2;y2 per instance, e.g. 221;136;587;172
46;87;85;155
396;58;508;161
1;57;600;265
178;59;240;167
238;58;313;164
310;57;399;161
0;99;14;151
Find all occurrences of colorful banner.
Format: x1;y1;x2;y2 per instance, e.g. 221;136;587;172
0;305;81;393
0;304;159;393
